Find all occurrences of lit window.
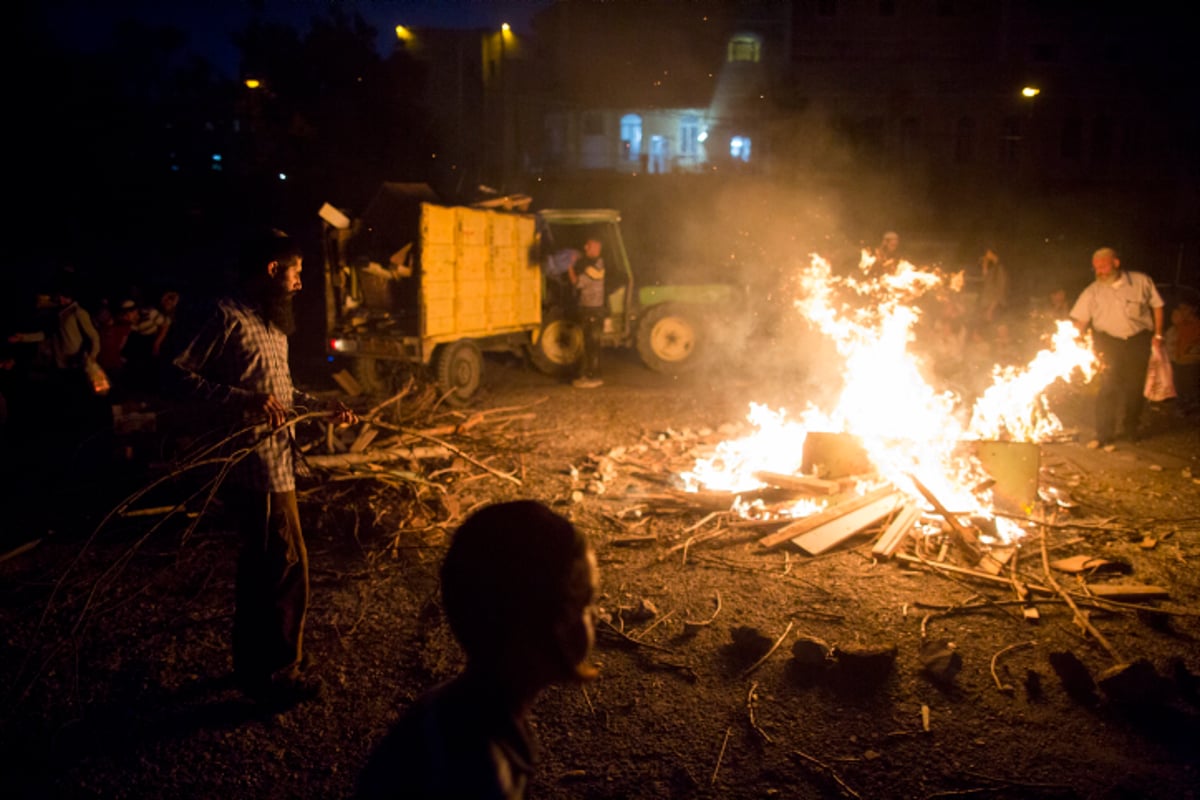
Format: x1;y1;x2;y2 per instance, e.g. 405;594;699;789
730;136;751;162
727;34;761;63
679;114;701;156
620;114;643;159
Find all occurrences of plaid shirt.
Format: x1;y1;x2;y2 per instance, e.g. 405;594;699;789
172;296;316;491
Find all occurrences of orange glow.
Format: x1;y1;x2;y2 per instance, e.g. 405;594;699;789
244;78;261;89
682;251;1097;541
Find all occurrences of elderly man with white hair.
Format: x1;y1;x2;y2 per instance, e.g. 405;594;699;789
1070;247;1164;447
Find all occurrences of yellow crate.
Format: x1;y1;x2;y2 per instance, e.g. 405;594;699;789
488;293;516;325
491;213;518;248
422;279;456;303
420;203;457;245
457;245;488;284
421;243;456;282
489;247;521;283
455;295;488;332
517;290;541;323
514;215;536;245
457;208;491;247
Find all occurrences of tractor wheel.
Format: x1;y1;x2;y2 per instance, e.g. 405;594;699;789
636;303;704;374
433;340;483;406
352;357;404;396
528;310;583;378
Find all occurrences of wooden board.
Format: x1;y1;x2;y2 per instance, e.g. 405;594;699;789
790;492;903;555
753;471;840;496
758;485;898;550
871;501;921;558
1084;584;1169;601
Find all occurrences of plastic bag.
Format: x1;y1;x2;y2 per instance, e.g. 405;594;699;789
1144;347;1176;402
85;359;111;396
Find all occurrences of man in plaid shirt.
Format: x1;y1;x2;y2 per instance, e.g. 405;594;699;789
172;230;355;708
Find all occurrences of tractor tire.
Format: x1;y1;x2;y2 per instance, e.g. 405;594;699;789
352;357;398;396
433;340;483;406
636;303;704;374
528;310;584;378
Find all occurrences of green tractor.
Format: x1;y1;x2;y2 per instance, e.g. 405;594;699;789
530;208;745;377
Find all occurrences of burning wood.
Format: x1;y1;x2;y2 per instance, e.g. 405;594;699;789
757;485;902;552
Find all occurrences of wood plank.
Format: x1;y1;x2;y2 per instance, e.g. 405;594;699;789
758;485;897;550
349;425;379;454
790;492;903;555
331;369;363;397
305;446;451;468
1084;584;1170;601
753;471;840;496
872;501;921;557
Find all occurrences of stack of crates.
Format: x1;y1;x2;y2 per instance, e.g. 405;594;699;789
418;203;541;340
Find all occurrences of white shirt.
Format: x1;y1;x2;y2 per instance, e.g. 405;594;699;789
1070;270;1163;339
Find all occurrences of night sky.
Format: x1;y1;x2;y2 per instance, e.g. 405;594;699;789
38;0;549;76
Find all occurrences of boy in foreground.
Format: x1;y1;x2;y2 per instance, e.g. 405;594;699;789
357;500;598;799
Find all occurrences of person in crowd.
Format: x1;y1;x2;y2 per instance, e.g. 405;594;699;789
1165;300;1200;416
7;278;110;455
871;230;902;274
98;299;138;382
568;237;606;388
1069;247;1164;447
153;290;181;357
356;500;598;800
8;280;102;374
123;293;168;391
169;229;356;709
976;248;1009;324
1047;287;1071;320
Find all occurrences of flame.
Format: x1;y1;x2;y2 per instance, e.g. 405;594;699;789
683;252;1097;541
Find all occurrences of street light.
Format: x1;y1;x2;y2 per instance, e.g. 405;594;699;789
395;25;413;42
1021;86;1041;98
244;78;262;90
501;22;511;33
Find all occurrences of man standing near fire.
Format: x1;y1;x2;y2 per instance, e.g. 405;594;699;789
568;237;605;388
171;229;356;709
1070;247;1164;448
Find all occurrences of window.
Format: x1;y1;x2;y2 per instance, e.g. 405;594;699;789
730;136;752;162
620;114;643;160
648;135;669;173
954;116;974;163
679;114;701;156
728;34;762;63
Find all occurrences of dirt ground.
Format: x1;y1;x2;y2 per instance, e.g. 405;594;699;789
2;349;1199;800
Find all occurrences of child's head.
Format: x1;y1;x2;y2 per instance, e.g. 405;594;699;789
1172;301;1197;325
441;501;597;685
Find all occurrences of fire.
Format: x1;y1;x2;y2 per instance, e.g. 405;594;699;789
683;251;1097;538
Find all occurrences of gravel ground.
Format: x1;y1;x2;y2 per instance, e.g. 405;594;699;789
2;348;1199;800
